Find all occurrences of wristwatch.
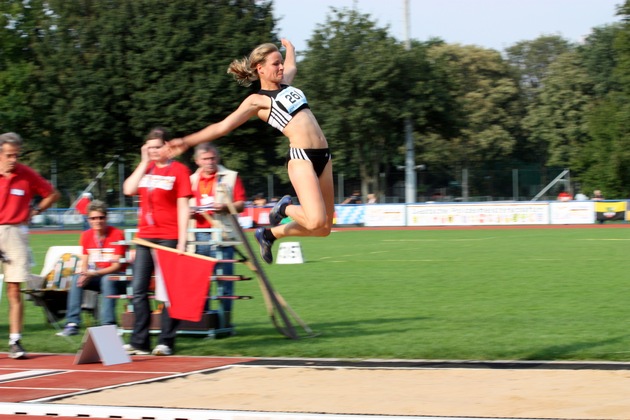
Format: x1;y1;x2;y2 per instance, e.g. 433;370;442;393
33;206;42;214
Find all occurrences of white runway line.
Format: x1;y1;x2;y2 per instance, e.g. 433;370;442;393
0;402;543;420
0;369;61;383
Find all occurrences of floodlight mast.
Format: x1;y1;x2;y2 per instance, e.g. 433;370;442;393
403;0;416;204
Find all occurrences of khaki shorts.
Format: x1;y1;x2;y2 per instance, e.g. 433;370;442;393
0;225;31;283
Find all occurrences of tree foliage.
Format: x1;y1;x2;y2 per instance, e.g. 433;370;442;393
299;9;458;198
1;0;628;202
522;51;594;169
579;0;630;197
0;0;44;137
4;0;278;205
504;35;575;164
505;35;574;99
422;44;520;169
581;94;630;196
298;8;406;197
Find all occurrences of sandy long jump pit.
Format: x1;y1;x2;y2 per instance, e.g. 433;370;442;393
51;359;630;419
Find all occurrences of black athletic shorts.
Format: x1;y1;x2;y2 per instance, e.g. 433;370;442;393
286;147;332;178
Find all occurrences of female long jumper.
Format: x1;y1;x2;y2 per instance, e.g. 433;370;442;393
169;39;334;264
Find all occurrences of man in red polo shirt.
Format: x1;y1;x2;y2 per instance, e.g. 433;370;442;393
0;132;60;359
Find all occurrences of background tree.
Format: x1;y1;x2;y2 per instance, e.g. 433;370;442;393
298;8;405;199
579;0;630;197
579;24;623;96
20;0;278;205
580;94;630;197
299;8;452;200
505;35;574;99
0;0;44;138
123;0;280;198
521;51;594;170
1;0;627;203
422;44;520;199
503;35;575;168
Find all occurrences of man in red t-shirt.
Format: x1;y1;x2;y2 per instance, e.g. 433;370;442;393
190;143;246;320
0;132;60;359
56;200;128;337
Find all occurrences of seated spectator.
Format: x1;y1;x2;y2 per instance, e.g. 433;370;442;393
367;193;377;204
430;191;443;202
557;189;572;202
56;200;128;337
252;193;267;207
574;192;588;201
593;190;606;224
342;190;362;204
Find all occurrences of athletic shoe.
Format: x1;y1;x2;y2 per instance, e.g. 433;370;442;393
151;344;172;356
123;343;150;355
56;324;79;337
269;195;292;227
9;341;27;359
255;227;273;264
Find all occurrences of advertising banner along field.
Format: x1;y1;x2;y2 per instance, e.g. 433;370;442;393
333;201;630;227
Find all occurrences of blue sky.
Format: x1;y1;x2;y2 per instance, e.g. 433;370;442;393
272;0;623;52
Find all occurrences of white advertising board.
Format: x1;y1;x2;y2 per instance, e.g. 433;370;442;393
364;204;406;227
407;202;550;226
549;201;595;224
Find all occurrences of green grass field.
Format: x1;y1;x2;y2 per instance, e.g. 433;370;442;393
2;226;629;361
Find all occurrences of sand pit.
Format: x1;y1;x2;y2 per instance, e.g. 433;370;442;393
55;363;630;419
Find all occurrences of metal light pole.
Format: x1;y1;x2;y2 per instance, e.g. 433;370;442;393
403;0;416;203
118;157;125;207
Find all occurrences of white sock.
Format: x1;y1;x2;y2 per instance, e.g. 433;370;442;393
9;333;21;344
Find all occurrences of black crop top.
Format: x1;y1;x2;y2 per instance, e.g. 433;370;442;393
259;84;310;132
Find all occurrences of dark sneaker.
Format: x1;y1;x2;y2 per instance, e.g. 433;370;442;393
123;343;150;355
9;341;27;359
255;227;273;264
269;195;292;226
56;324;79;337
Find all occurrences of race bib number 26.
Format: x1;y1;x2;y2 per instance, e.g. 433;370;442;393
277;86;307;114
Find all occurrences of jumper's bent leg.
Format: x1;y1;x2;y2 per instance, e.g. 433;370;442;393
271;160;334;239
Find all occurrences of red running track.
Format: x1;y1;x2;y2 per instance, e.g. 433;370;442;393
0;352;254;403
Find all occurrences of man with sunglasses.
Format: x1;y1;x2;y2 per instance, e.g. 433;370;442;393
56;200;127;336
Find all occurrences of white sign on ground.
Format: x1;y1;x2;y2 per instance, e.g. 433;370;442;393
74;325;131;366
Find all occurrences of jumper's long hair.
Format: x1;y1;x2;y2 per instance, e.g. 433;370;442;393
227;43;279;87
